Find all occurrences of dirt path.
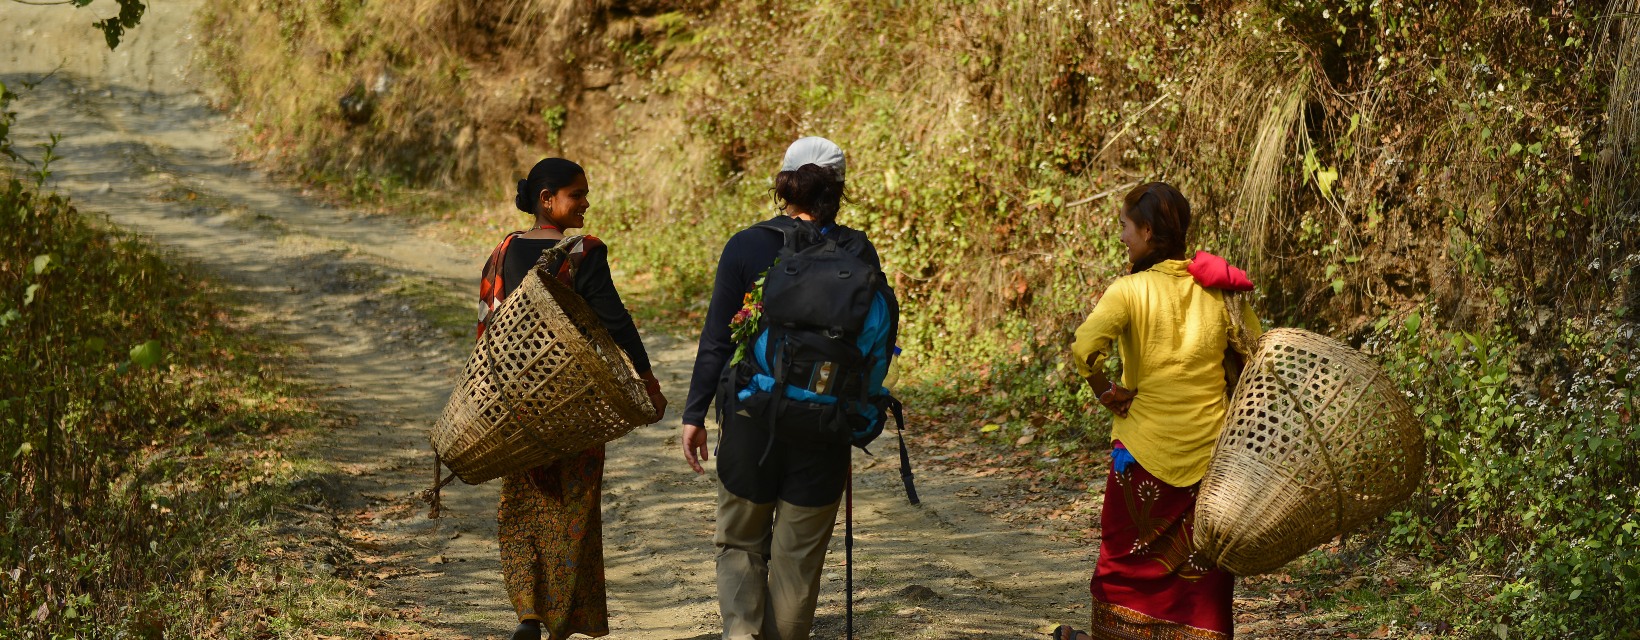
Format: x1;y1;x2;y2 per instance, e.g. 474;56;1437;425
0;4;1126;639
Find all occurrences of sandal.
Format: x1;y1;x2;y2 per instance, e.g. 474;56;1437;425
1050;624;1091;640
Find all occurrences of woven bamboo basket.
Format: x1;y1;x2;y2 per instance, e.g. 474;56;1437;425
428;253;655;485
1193;327;1424;575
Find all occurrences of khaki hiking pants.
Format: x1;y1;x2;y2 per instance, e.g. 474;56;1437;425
715;484;842;640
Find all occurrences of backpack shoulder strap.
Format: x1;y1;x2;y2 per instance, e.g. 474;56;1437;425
888;397;919;505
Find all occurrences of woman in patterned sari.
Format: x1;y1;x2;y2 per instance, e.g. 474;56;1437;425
478;158;667;640
1054;182;1261;640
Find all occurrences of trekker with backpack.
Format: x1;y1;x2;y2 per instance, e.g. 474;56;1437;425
680;137;900;640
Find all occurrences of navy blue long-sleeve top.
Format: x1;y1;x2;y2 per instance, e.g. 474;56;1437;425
682;216;880;427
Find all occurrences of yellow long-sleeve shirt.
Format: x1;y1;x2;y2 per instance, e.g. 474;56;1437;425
1070;259;1262;487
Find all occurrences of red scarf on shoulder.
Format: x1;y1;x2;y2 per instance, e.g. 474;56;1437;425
1185;250;1254;291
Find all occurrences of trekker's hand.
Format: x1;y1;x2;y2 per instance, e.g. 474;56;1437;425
682;423;709;475
1099;383;1136;418
640;371;667;423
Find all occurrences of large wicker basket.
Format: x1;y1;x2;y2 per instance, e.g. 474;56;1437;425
429;249;655;485
1193;328;1424;575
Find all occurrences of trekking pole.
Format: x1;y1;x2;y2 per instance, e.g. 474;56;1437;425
845;468;854;640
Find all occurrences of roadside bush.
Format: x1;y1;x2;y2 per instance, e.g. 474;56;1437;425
1368;311;1638;637
0;159;317;636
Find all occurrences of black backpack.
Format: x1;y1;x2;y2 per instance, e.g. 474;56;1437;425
718;218;917;485
718;217;895;446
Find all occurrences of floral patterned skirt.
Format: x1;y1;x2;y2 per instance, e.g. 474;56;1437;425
1088;456;1234;639
497;445;608;639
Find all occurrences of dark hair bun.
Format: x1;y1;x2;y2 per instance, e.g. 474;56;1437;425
774;163;846;225
515;179;532;213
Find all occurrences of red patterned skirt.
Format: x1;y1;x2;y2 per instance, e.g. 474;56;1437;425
1088;452;1234;639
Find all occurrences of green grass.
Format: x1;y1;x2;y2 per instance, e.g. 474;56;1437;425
385;274;477;341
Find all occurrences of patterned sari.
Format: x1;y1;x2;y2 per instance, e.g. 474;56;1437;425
1088;443;1234;639
481;233;611;638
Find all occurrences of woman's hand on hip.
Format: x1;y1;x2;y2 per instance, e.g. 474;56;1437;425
682;423;709;474
1099;383;1136;418
1083;371;1135;418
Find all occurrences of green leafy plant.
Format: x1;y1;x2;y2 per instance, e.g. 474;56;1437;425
0;170;425;636
541;104;567;149
3;0;147;50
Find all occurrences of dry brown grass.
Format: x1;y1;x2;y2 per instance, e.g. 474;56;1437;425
1597;0;1640;194
1231;63;1310;278
1596;0;1640;280
201;0;677;195
201;0;1638;342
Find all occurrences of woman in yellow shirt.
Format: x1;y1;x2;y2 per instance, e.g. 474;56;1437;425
1053;182;1260;640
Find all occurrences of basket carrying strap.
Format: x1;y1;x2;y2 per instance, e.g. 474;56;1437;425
533;235;587;283
1221;292;1257;396
477;235;587;332
1222;291;1256;358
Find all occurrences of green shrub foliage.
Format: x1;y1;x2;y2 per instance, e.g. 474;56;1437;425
1371;312;1638;637
0;169;312;636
